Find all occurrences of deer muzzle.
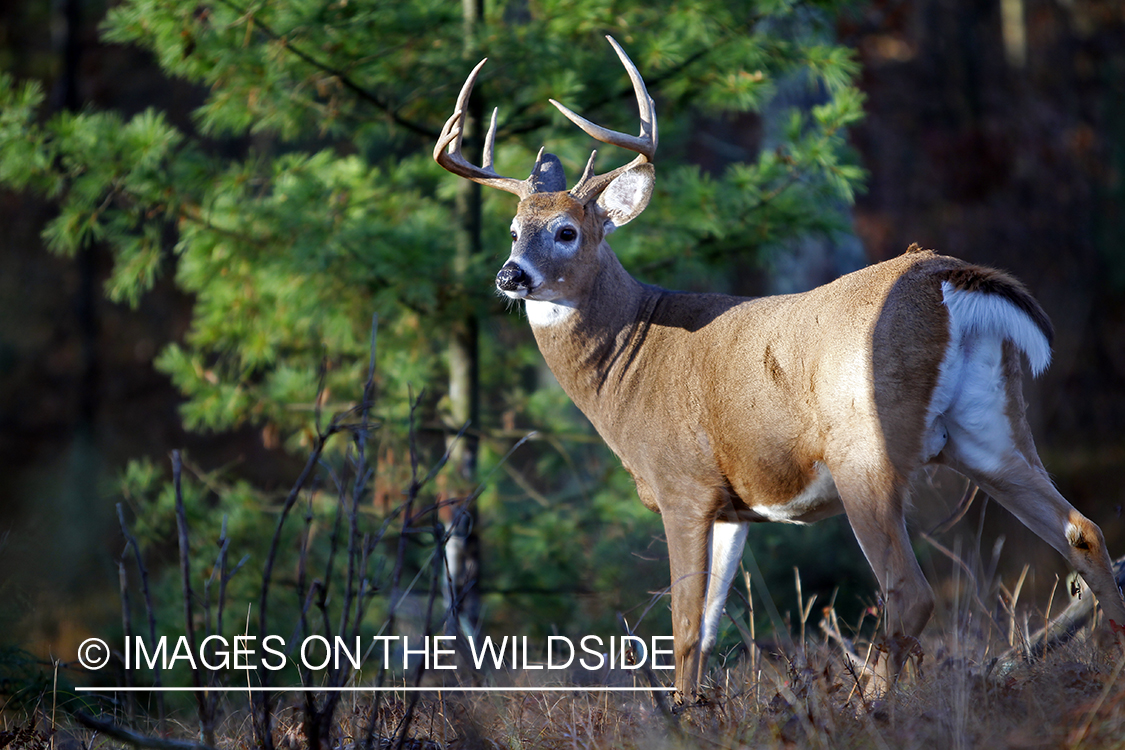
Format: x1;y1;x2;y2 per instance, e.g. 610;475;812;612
496;261;531;294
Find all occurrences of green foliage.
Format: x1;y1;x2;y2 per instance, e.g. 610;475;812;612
0;0;865;434
0;0;864;434
0;0;869;660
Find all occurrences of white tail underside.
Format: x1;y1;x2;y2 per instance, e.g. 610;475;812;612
924;283;1053;473
940;281;1052;376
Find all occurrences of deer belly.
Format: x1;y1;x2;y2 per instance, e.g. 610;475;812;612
746;463;842;524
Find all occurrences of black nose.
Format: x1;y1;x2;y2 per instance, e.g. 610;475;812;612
496;262;529;292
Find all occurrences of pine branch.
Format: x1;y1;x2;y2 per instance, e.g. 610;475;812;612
214;0;438;139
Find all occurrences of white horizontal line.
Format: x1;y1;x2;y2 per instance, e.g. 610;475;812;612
77;686;675;693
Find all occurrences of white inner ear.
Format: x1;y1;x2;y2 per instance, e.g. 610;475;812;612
601;171;646;215
597;165;654;230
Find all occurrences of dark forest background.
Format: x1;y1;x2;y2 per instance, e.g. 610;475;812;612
1;0;1125;669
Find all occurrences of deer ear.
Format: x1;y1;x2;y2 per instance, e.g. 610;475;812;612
596;164;654;233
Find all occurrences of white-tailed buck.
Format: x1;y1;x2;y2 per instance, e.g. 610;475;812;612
434;37;1125;701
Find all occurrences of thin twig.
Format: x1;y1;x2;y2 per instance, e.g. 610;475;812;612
254;417;342;750
921;531;1007;637
172;451;212;745
617;613;673;718
75;713;219;750
117;559;136;721
116;503;165;730
389;390;428;747
928;481;980;536
201;513;232;732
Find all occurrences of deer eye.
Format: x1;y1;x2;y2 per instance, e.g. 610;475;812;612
557;227;578;242
510;230;518;240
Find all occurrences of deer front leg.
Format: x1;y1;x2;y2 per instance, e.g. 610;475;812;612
663;511;712;702
700;520;750;660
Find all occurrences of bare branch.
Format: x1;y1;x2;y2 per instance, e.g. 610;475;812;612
116;503;166;730
75;713;219;750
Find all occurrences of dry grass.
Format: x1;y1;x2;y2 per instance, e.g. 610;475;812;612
273;628;1125;749
15;608;1122;750
13;478;1125;750
402;630;1125;750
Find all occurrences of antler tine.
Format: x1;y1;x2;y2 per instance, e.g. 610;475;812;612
481;107;499;171
578;150;599;185
433;58;486;161
433;58;532;199
606;35;658;156
549;38;657;158
550;36;659;202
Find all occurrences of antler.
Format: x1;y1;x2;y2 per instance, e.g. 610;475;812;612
433;37;657;202
552;36;658;203
433;59;555;200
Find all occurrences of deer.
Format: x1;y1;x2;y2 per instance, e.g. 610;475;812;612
433;36;1125;702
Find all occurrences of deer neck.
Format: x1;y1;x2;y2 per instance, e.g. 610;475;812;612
524;244;657;415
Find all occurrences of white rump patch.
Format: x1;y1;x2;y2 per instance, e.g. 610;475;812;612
524;298;576;327
924;281;1052;474
700;521;749;654
940;281;1051;376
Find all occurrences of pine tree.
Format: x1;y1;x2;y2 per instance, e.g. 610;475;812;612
0;0;867;667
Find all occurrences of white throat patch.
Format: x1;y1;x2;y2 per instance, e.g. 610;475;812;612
524;298;576;327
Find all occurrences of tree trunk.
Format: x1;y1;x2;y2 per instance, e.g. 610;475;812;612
52;0;100;430
443;0;485;640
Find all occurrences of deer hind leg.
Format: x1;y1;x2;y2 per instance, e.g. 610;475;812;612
969;470;1125;628
939;344;1125;628
662;511;713;702
943;442;1125;628
833;467;934;686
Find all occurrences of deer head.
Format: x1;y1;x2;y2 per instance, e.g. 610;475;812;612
433;37;658;310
